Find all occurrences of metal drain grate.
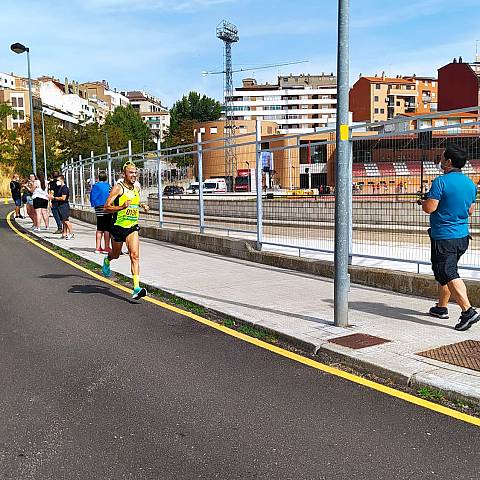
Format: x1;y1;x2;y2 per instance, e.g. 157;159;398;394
328;333;390;349
417;340;480;372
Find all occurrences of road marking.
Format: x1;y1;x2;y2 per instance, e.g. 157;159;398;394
6;211;480;428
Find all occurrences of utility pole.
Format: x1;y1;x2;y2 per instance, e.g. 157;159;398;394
334;0;350;327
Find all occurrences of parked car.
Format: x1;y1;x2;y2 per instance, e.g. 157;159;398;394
163;185;184;196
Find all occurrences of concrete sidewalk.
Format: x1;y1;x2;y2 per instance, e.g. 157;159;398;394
15;215;480;404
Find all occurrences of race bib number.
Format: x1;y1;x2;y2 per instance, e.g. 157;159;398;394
125;206;139;219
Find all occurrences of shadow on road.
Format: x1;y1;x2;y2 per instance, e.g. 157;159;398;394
68;284;138;305
39;273;88;280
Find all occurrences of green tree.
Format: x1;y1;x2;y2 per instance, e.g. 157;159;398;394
167;91;222;147
12;113;64;176
0;103;18;164
104;105;152;153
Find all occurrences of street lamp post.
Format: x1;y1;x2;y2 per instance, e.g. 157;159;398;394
41;109;47;180
10;42;36;175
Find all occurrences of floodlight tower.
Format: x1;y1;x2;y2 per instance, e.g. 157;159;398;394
216;20;239;191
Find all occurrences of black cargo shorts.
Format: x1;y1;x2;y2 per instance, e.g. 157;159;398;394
429;229;469;286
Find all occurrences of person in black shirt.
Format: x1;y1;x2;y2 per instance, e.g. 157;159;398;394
49;175;73;239
9;174;23;219
48;171;63;234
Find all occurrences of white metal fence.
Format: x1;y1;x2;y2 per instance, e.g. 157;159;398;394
63;107;480;278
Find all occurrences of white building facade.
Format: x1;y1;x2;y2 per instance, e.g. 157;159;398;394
228;74;338;134
38;77;96;125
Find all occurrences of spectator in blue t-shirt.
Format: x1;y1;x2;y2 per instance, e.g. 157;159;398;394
421;144;478;331
90;173;112;254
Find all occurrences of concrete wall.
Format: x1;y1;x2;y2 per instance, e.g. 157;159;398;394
70;207;480;300
147;196;430;227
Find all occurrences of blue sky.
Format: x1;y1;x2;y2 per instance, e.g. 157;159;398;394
1;0;479;107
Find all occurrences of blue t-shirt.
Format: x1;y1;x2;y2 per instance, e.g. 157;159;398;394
90;181;111;208
427;171;476;240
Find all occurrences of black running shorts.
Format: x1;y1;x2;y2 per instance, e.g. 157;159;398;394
96;214;112;232
110;224;140;243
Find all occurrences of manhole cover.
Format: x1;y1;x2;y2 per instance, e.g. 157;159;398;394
417;340;480;372
328;333;390;349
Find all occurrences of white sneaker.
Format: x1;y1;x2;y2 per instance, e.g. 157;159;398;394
65;234;74;240
32;227;40;232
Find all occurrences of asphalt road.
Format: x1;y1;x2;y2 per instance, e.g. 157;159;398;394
0;204;479;480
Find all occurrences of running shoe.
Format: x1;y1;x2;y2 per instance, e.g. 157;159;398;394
53;229;63;234
131;287;147;300
95;249;103;254
454;307;480;331
102;257;111;277
65;233;74;240
429;304;449;319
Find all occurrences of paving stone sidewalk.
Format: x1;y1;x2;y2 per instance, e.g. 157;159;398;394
16;215;480;403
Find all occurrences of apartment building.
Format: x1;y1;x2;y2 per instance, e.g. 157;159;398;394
0;88;29;130
228;73;337;134
80;80;129;116
402;75;438;113
37;76;97;126
121;90;170;142
349;75;418;122
0;73;38;130
438;57;480;111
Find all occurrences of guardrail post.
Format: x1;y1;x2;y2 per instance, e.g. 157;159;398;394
79;155;85;207
157;138;164;228
107;146;112;186
255;119;263;249
90;151;95;187
128;140;132;163
197;132;205;234
70;158;76;206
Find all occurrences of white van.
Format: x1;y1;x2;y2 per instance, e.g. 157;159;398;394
186;179;227;194
203;178;227;193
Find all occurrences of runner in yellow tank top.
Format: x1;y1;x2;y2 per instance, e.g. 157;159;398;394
102;161;150;300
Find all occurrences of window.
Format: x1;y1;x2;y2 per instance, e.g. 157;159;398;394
374;96;379;102
374;108;379;114
396;101;401;106
375;84;381;89
380;108;385;114
11;97;17;107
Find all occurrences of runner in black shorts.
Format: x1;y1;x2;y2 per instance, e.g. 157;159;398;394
102;161;150;300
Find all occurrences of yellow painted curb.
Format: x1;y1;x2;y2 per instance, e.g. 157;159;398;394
6;211;480;428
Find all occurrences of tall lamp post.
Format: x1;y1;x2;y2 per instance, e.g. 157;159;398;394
41;109;48;180
10;42;36;175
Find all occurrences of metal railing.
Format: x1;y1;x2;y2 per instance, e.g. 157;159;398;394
63;107;480;278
